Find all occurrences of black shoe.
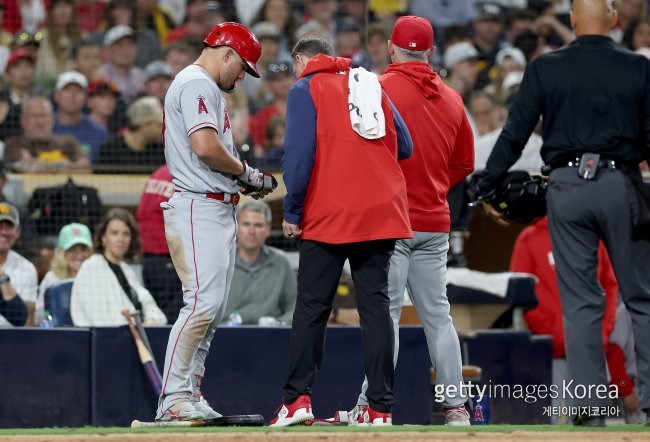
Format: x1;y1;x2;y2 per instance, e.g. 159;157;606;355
572;415;605;427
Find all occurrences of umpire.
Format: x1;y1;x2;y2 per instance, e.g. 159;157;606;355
476;0;650;426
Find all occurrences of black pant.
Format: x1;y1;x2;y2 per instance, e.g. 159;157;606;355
283;239;396;412
547;167;650;410
143;254;183;323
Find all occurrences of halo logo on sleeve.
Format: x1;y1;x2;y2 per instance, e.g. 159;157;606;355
197;95;209;114
223;109;231;133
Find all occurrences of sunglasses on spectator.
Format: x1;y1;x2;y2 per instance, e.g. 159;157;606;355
268;63;290;73
13;31;43;46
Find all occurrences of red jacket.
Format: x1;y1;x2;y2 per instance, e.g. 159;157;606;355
136;165;175;255
380;62;474;232
510;217;618;359
283;55;412;244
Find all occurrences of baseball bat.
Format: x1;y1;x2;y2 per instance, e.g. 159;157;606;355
122;309;163;397
131;312;163;383
131;414;265;428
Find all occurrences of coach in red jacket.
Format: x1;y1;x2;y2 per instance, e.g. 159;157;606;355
271;36;413;427
349;16;476;427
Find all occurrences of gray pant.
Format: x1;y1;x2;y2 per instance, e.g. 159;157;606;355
357;232;465;407
547;167;650;410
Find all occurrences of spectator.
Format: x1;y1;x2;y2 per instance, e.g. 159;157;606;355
9;29;43;53
142;61;173;102
409;0;475;32
4;96;91;174
443;42;480;100
622;18;650;51
258;116;285;169
510;216;618;423
35;0;82;90
249;60;293;148
224;201;297;325
0;203;38;326
164;40;199;77
365;23;390;75
52;71;109;163
251;0;297;56
472;2;507;69
295;0;337;45
222;88;254;162
100;25;147;105
70;208;167;327
136;0;176;45
23;240;55;284
34;223;92;325
97;96;165;173
72;39;103;83
242;22;283;107
504;8;537;45
166;0;224;44
87;77;121;132
529;5;575;49
484;46;527;103
467;91;505;138
612;0;647;41
336;17;362;55
135;165;182;323
0;49;37;140
2;0;46;34
92;0;163;69
0;5;13;48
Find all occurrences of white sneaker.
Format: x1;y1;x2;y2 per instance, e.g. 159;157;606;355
193;396;222;419
347;404;368;426
443;405;471;426
157;401;205;421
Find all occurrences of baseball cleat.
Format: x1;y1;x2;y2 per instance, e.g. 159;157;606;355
347;404;368;426
269;394;314;427
193;396;222;419
156;401;205;421
443;405;471;426
360;405;392;426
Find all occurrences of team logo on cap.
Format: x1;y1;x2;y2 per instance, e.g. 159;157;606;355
197;95;208;114
409;42;416;48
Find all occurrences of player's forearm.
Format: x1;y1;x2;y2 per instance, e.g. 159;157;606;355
191;132;245;175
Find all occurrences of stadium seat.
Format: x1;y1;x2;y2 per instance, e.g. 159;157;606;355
44;279;75;327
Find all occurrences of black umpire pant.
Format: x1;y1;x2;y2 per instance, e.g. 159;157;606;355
283;239;396;412
547;167;650;411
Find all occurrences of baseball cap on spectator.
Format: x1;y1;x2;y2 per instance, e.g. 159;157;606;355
127;96;164;127
252;22;281;41
391;15;434;51
144;60;173;82
104;25;135;47
475;2;504;22
58;223;93;251
5;48;36;70
337;17;362;34
444;42;479;69
496;46;527;68
0;203;20;226
12;30;43;48
266;60;292;80
88;77;119;96
55;70;88;92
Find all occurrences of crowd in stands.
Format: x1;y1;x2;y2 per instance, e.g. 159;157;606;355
0;0;648;331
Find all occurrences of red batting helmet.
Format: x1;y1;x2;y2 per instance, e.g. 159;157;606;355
204;22;262;78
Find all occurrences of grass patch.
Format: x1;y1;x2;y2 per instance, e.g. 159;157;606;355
0;424;648;435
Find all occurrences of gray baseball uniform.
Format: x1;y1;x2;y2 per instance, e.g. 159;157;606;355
156;64;239;418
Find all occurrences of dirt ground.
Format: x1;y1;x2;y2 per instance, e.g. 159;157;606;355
2;432;650;442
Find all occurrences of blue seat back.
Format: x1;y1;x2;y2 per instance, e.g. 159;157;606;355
44;280;75;326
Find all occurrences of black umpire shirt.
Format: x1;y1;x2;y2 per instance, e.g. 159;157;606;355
478;35;650;192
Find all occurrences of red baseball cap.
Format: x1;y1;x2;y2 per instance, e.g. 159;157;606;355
88;77;119;96
6;48;36;70
391;16;434;51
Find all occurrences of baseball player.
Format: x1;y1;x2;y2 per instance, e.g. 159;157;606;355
350;16;475;426
155;22;276;422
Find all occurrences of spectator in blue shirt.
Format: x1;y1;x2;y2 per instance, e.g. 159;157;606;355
52;70;108;163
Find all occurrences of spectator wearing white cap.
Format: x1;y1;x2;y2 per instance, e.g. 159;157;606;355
141;61;173;102
97;96;165;173
0;202;38;327
443;41;480;100
484;46;527;103
100;25;146;105
52;70;109;163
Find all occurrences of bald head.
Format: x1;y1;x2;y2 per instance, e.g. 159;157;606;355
571;0;617;36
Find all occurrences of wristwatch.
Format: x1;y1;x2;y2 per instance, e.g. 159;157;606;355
0;274;11;285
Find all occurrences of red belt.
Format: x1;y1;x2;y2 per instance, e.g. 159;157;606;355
175;190;240;205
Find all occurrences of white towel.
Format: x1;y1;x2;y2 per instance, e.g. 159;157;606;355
348;67;385;139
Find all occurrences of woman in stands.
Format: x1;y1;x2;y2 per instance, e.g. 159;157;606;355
35;222;93;324
70;208;166;326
